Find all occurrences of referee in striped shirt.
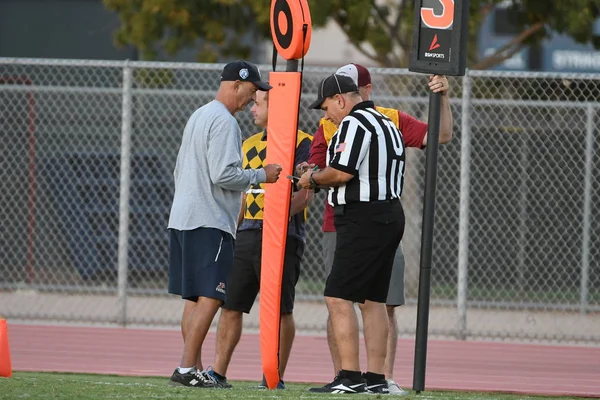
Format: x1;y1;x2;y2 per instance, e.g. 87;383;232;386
299;74;405;394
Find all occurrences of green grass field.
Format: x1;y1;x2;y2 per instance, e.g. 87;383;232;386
0;372;582;400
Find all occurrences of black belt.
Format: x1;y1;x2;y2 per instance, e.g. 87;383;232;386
338;198;400;207
333;198;400;216
371;198;400;205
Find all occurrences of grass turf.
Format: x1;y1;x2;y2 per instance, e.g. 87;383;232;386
0;372;582;400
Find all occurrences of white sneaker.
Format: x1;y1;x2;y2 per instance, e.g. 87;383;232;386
387;379;409;395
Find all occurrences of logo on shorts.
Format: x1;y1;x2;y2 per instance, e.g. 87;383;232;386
216;282;226;294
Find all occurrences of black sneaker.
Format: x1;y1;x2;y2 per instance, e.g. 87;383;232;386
202;366;233;389
363;372;390;394
168;367;215;388
309;374;339;391
256;375;285;389
309;375;366;394
365;380;390;394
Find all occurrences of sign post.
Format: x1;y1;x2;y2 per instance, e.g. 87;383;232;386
408;0;469;393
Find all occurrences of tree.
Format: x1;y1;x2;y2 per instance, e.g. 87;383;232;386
103;0;267;61
104;0;600;69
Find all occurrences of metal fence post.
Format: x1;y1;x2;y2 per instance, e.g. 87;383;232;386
117;62;133;326
581;103;594;314
457;72;472;339
517;130;530;296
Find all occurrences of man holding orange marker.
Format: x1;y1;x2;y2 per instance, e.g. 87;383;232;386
208;89;313;389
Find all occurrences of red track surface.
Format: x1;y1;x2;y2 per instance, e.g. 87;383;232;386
7;324;600;397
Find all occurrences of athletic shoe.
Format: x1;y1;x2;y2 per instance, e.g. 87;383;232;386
386;379;409;395
168;367;215;388
201;366;233;389
363;373;389;394
308;375;366;394
309;373;339;391
366;381;390;394
256;375;285;389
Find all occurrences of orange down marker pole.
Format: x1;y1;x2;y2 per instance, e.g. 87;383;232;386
260;0;311;390
260;71;300;390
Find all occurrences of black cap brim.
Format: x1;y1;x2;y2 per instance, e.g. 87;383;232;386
309;97;326;110
253;81;273;91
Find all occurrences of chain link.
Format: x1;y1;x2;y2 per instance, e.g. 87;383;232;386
0;59;598;343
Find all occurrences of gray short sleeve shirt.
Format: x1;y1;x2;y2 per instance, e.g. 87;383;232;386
167;100;266;237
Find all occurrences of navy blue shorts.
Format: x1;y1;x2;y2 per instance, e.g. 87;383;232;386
223;229;302;314
168;227;234;303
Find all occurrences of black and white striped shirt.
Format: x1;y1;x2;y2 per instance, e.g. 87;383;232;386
326;101;406;206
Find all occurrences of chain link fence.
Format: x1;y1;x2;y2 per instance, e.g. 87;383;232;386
0;58;598;344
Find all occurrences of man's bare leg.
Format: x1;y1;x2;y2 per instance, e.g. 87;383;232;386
278;313;296;378
326;315;341;376
323;233;340;376
179;296;222;370
384;305;399;379
181;300;195;342
325;296;360;371
213;308;243;376
213;310;295;382
358;300;388;375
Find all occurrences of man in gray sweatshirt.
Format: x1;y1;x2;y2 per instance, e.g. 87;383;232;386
167;60;282;388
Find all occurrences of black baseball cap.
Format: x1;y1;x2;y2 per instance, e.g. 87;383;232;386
309;74;359;109
220;60;272;91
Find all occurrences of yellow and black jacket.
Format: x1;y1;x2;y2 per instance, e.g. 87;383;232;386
238;129;313;241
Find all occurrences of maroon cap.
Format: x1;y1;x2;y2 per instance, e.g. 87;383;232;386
335;63;371;87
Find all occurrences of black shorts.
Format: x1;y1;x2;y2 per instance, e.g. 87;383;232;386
223;229;303;314
168;227;234;303
325;199;405;303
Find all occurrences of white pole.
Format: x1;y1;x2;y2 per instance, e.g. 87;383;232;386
457;73;472;340
581;103;594;314
117;62;133;326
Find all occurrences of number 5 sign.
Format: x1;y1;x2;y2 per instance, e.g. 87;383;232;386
409;0;469;76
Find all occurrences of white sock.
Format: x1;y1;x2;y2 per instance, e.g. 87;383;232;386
178;367;193;374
